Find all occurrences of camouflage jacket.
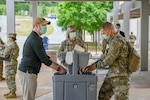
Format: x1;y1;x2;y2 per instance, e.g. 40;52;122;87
101;39;109;54
4;41;19;66
0;37;4;45
0;37;5;55
57;38;87;61
97;34;129;78
129;34;136;41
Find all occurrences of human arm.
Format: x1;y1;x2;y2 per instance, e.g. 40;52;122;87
57;41;66;61
76;38;87;52
49;61;67;74
0;44;13;61
0;38;5;50
1;44;12;58
0;38;5;45
82;39;122;72
32;39;67;74
102;39;108;54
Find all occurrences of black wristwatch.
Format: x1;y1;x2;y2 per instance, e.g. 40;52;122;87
56;67;61;71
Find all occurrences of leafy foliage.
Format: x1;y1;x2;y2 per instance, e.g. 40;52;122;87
38;2;58;7
0;0;6;4
57;2;113;34
0;5;6;15
15;3;30;15
0;2;58;16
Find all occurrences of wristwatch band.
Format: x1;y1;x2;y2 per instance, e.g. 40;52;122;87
56;67;61;71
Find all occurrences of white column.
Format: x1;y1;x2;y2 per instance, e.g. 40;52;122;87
107;13;112;22
31;1;37;21
140;0;149;71
6;0;15;34
123;2;131;41
113;1;119;26
137;18;141;48
149;16;150;50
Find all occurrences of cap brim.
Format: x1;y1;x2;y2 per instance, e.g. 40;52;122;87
43;20;51;25
47;21;51;25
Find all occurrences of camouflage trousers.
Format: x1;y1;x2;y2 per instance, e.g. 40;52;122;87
129;41;135;47
98;76;130;100
0;49;5;77
5;65;17;92
0;61;3;77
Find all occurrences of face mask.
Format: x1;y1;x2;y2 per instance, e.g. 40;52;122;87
103;34;110;40
7;39;10;43
69;32;76;38
115;28;119;33
40;26;47;35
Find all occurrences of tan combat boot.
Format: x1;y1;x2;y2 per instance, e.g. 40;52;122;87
5;91;16;99
4;91;11;97
0;77;5;81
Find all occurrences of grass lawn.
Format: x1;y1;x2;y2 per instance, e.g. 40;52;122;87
15;16;54;36
14;16;102;53
87;42;101;51
49;42;102;53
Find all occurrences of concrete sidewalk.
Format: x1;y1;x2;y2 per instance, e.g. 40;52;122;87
35;70;150;100
0;64;54;100
0;64;150;100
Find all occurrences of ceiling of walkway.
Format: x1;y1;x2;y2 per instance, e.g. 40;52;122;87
14;0;145;19
119;4;150;19
15;0;141;1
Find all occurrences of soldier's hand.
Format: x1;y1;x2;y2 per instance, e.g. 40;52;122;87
82;64;96;73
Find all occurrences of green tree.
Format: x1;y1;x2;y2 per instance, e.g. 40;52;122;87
41;6;47;17
0;0;6;4
57;2;113;34
0;7;6;15
38;2;58;7
15;2;30;15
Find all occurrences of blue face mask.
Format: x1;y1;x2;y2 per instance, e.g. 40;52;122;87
40;26;47;35
69;32;76;38
115;28;119;33
103;34;110;40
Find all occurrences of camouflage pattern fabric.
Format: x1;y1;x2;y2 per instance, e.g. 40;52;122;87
0;37;4;45
5;65;17;92
95;34;130;100
57;38;87;74
0;37;5;78
129;34;136;47
57;38;87;61
101;39;109;54
98;76;129;100
96;34;129;78
0;61;3;77
4;41;19;92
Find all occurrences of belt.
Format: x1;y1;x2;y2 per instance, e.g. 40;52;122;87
19;69;37;75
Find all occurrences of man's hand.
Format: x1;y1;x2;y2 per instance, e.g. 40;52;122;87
50;61;67;75
58;65;67;74
82;64;96;73
0;45;5;50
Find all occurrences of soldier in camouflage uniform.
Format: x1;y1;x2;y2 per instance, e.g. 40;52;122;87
2;33;19;98
82;22;130;100
101;38;109;54
129;32;136;47
57;24;87;74
0;37;5;81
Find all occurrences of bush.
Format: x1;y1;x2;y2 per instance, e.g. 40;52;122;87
0;5;6;15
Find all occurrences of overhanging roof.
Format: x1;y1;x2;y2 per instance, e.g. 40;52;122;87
118;4;150;19
14;0;144;19
14;0;141;1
